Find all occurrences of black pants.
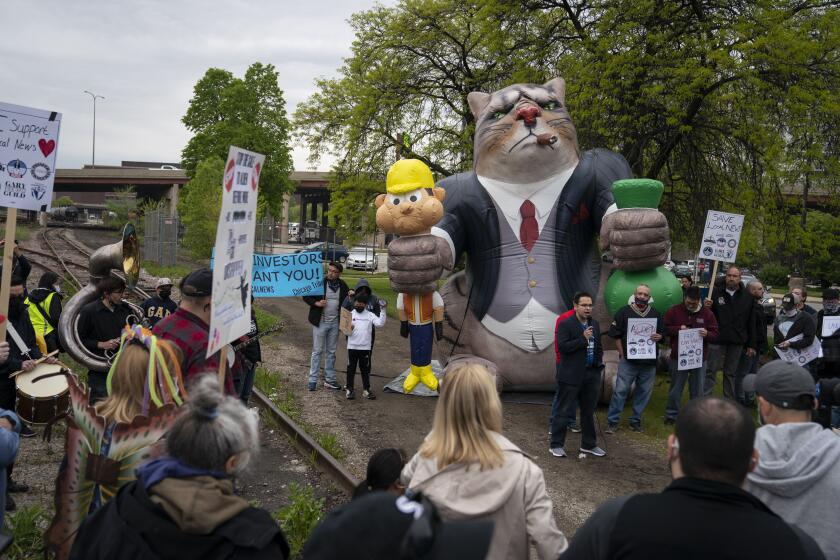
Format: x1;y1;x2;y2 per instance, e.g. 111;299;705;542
88;371;108;405
346;349;371;391
550;367;600;449
0;381;16;482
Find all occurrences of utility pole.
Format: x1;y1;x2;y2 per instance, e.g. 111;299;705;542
83;90;105;167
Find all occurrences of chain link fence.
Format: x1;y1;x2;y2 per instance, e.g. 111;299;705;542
143;210;180;266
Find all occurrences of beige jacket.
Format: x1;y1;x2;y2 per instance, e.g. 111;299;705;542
402;432;567;560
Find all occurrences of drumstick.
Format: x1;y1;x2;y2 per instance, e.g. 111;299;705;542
9;350;60;379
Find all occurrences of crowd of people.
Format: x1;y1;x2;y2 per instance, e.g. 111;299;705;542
0;246;836;558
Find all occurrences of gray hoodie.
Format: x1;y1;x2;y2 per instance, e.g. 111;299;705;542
746;422;840;559
402;432;567;560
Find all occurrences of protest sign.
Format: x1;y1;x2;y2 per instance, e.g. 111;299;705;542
211;250;324;297
822;316;840;338
774;334;823;366
207;146;265;360
699;210;744;263
627;318;658;360
0;102;62;212
677;328;704;371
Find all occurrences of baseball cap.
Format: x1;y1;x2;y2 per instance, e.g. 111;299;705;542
743;361;816;410
180;268;212;297
780;293;800;310
156;277;173;288
303;492;493;560
823;288;839;300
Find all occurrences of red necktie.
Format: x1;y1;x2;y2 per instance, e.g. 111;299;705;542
520;199;538;252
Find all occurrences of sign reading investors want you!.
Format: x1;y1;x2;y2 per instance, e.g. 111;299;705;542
0;102;61;211
207;146;265;358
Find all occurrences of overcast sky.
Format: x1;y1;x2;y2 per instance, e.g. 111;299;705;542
2;0;384;171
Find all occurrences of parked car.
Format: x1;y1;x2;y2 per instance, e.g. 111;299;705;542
673;263;692;277
303;220;321;243
346;246;379;271
664;260;675;272
288;222;300;243
295;242;349;264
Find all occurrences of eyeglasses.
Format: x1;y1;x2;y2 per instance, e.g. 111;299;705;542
577;303;593;308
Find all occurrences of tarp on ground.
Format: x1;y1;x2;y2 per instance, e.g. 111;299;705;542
383;360;443;397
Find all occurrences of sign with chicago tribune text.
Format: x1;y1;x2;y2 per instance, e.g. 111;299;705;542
699;210;745;262
0;102;62;211
207;146;265;358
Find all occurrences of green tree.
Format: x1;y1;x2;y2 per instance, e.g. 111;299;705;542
182;63;294;217
178;157;224;258
295;0;840;248
326;173;383;244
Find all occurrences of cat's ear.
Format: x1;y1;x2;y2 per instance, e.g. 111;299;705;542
467;91;491;119
542;78;566;106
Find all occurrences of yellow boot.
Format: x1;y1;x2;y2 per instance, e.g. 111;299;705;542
419;365;439;391
403;364;422;393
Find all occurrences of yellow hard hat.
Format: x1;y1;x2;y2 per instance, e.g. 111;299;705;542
386;159;434;195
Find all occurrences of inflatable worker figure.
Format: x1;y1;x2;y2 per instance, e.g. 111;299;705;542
376;159;447;393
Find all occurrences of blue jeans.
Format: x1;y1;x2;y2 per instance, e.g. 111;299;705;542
239;360;258;405
309;320;339;385
607;359;656;426
666;360;705;420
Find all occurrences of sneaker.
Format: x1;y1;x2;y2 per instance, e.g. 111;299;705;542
664;417;676;426
363;390;376;400
346;389;355;400
4;494;15;512
605;423;619;434
7;480;29;493
324;381;342;390
580;446;607;457
308;382;317;391
19;424;36;438
569;422;582;433
549;447;567;458
630;423;644;433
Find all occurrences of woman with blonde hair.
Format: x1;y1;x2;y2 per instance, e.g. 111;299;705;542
46;324;186;559
402;363;568;560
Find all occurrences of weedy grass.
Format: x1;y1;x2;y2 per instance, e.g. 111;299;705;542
275;483;325;558
4;505;50;560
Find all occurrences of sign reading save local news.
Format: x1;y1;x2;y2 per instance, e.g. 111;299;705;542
0;102;62;211
211;250;324;297
206;146;265;359
699;210;745;262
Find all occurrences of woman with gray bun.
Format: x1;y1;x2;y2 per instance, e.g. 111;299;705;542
69;375;289;560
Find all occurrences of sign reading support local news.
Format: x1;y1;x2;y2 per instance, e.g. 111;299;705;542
774;334;822;366
211;251;324;297
206;146;265;359
0;102;62;211
699;210;745;262
677;328;704;371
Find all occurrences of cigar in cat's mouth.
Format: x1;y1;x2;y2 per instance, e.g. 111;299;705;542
537;133;558;146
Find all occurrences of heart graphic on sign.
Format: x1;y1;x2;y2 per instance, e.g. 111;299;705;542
38;139;56;157
224;158;235;192
251;162;261;191
0;314;5;325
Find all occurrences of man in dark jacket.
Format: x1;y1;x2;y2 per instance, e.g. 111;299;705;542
560;397;825;560
24;271;63;353
816;288;839;427
0;240;31;288
140;277;177;327
605;284;664;433
549;292;604;458
77;276;132;404
792;287;818;317
663;286;718;423
736;279;769;406
704;266;758;399
302;262;348;391
773;293;816;350
237;300;261;405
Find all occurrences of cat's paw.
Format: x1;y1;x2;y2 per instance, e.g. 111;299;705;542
600;208;669;271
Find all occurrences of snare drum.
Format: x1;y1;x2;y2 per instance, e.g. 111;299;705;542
16;363;70;425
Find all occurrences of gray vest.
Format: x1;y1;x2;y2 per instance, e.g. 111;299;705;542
485;200;564;323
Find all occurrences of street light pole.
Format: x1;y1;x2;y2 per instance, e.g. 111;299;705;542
83;90;105;167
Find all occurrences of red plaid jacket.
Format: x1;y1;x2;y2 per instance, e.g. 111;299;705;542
152;307;236;394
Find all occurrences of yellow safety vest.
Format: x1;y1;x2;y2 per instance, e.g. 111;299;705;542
25;292;57;337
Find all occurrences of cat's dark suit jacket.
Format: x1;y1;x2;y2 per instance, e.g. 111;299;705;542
435;148;632;320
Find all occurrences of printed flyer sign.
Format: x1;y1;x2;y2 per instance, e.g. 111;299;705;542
775;334;823;366
822;316;840;338
0;102;62;211
211;250;324;297
677;328;704;371
699;210;744;262
627;318;658;360
207;146;265;358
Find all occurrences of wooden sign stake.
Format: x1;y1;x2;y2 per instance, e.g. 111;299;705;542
0;208;18;340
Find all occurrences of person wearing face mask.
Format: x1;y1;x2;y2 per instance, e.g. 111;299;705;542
24;271;64;354
140;278;177;328
792;287;818;317
773;293;816;353
815;288;839;427
153;268;238;394
559;397;825;560
605;284;664;433
68;374;290;560
663;286;718;424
